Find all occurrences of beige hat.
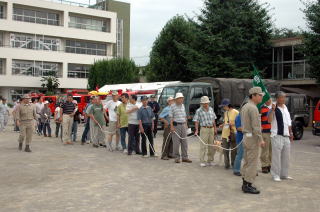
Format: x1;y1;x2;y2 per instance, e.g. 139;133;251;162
175;92;184;99
249;87;265;96
21;94;31;99
200;96;210;104
167;97;174;102
112;91;118;96
44;101;49;104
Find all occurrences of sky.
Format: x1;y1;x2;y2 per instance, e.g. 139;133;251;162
75;0;308;66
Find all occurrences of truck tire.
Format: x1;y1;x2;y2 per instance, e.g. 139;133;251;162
293;121;304;140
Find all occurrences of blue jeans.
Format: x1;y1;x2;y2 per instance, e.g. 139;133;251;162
233;142;244;173
43;121;51;136
71;121;78;142
81;118;90;142
120;127;128;150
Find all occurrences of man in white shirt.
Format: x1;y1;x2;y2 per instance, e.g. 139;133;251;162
104;91;121;151
35;98;44;135
126;94;141;155
268;91;294;182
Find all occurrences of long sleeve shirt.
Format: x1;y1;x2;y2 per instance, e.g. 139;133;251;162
240;100;263;143
16;104;37;122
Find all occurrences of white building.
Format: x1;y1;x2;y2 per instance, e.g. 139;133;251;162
0;0;118;102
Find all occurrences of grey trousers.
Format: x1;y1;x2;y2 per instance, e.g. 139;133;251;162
172;124;188;159
271;135;290;178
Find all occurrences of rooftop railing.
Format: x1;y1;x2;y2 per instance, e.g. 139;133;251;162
44;0;106;10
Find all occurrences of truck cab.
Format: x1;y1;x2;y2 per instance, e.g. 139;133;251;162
158;82;214;128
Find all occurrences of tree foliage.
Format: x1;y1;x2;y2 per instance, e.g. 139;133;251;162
146;15;197;82
303;0;320;83
88;58;139;90
40;72;60;95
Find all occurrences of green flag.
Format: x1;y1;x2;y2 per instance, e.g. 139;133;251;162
252;65;271;109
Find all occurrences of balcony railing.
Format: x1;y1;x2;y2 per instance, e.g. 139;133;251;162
44;0;105;10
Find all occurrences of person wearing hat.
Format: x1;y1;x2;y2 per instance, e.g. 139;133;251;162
240;87;265;194
193;96;217;167
59;94;75;145
16;94;37;152
159;96;175;160
148;94;160;138
137;96;155;157
219;98;239;169
169;92;192;163
104;91;121;151
40;101;52;137
268;91;294;182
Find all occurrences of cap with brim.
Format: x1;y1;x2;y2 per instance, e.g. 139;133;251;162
150;95;156;98
112;91;118;96
175;92;184;99
249;87;265;96
219;98;230;107
141;96;149;101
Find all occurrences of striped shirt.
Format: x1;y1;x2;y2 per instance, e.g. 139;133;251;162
169;103;186;123
193;106;216;127
61;101;75;115
260;105;271;133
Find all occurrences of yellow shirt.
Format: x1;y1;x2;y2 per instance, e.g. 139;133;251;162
221;108;239;139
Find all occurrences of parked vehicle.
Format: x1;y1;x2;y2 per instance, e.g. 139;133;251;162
312;100;320;136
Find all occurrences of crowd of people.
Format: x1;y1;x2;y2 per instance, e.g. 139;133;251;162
1;87;294;195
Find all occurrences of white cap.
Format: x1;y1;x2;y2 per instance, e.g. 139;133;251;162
175;92;184;99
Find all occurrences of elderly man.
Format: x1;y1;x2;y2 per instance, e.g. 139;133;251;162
105;91;121;151
170;93;192;163
159;96;174;160
16;94;37;152
89;96;108;148
193;96;217;167
219;98;239;169
241;87;265;194
268;91;294;182
59;94;75;145
260;98;272;173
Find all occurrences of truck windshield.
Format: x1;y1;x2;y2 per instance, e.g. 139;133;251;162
159;86;189;106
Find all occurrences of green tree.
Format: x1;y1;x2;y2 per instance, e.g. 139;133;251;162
182;0;273;78
147;15;197;82
303;0;320;83
40;72;60;95
88;58;139;90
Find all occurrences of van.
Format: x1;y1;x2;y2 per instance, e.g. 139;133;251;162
158;82;214;128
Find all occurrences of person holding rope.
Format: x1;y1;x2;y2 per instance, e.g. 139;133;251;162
137;96;155;158
159;96;174;160
126;94;141;155
169;93;192;164
193;96;217;167
240;87;265;194
88;96;108;148
219;99;239;169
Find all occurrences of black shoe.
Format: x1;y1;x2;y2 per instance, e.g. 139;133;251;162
234;172;241;176
25;145;32;152
18;143;23;151
243;184;260;194
262;167;269;174
268;166;271;173
92;144;99;148
225;165;230;169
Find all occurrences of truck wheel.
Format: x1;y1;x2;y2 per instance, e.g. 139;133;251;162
293;121;304;140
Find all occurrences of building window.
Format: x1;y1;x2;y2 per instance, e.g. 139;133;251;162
0;58;4;75
271;44;309;80
0;5;5;19
68;63;90;78
116;19;124;57
66;40;106;56
13;7;60;26
10;33;60;51
12;60;62;77
69;15;110;32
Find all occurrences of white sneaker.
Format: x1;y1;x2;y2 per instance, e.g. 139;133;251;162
281;176;294;180
200;163;207;167
207;162;216;166
143;155;149;158
123;149;128;154
273;176;282;182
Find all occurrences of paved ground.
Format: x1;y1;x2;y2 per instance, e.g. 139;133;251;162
0;121;319;212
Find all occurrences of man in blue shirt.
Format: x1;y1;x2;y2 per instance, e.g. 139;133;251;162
159;97;174;160
233;114;244;176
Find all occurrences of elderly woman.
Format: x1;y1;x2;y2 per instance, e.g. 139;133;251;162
268;91;294;182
